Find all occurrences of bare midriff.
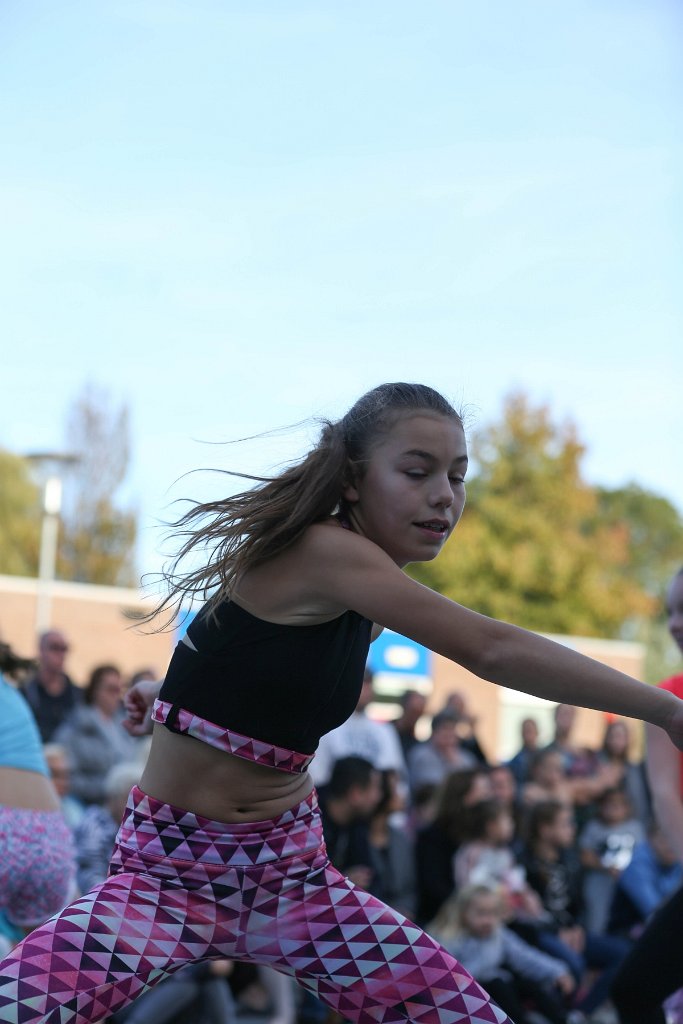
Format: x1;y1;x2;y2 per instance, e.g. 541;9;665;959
140;724;315;823
0;766;61;811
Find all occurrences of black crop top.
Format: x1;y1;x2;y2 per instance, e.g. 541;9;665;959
158;600;373;755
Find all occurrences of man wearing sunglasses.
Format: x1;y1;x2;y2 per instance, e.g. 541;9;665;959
22;631;82;742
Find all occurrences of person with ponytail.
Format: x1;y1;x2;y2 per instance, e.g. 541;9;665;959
2;382;683;1024
611;567;683;1024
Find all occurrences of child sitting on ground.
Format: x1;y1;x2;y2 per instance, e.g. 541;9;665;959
429;884;575;1024
577;786;645;935
453;798;544;925
521;799;631;1020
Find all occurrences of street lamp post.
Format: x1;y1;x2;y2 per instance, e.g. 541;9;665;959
26;452;79;635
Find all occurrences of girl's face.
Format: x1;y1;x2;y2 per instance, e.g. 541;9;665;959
600;792;630;825
521;718;539;747
465;772;494;806
344;412;468;567
462;893;501;938
488;810;514;845
666;574;683;654
489;766;516;806
95;670;124;716
604;721;629;757
546;807;576;849
535;752;564;786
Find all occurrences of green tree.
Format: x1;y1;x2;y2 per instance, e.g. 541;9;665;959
592;485;683;680
642;617;683;687
595;484;683;598
58;385;138;587
411;393;654;637
0;451;40;576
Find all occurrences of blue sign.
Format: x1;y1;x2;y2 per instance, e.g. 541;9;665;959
368;629;431;678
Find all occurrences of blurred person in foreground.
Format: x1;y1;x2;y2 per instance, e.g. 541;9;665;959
611;568;683;1023
0;641;75;942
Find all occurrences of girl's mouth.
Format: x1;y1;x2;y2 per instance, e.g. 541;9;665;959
414;520;449;536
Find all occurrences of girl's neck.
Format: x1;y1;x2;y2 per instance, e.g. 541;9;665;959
534;839;559;862
469;926;500;941
369;817;389;846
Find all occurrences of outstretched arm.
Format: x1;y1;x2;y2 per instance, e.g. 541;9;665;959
304;526;683;748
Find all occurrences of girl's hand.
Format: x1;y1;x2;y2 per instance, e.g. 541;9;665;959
558;925;585;953
346;865;374;890
123;679;162;736
555;973;575;996
519;887;544;918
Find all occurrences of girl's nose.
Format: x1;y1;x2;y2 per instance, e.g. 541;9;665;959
431;476;455;507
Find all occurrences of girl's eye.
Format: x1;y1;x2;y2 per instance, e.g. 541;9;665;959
449;476;466;485
405;470;426;479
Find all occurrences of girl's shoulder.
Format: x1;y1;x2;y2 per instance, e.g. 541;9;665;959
233;520;383;623
302;519;384;560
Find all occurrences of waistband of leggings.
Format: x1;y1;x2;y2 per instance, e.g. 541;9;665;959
115;784;323;866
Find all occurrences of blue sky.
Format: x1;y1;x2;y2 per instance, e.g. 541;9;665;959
2;0;681;580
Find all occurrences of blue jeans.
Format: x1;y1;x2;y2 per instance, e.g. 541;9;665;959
537;929;631;1013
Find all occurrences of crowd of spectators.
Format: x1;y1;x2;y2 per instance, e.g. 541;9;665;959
1;633;677;1024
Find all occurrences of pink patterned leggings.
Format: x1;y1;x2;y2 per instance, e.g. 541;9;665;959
0;786;511;1024
0;807;75;928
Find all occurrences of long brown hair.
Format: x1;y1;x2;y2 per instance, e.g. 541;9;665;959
149;383;460;625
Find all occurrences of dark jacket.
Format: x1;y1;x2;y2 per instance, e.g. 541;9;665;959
22;673;82;743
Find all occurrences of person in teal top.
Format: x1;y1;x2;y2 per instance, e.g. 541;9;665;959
0;658;76;935
0;670;49;775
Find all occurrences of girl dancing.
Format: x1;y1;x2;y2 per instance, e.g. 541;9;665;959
2;382;682;1024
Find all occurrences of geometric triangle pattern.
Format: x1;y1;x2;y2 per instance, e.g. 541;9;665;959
0;786;512;1023
151;700;314;774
